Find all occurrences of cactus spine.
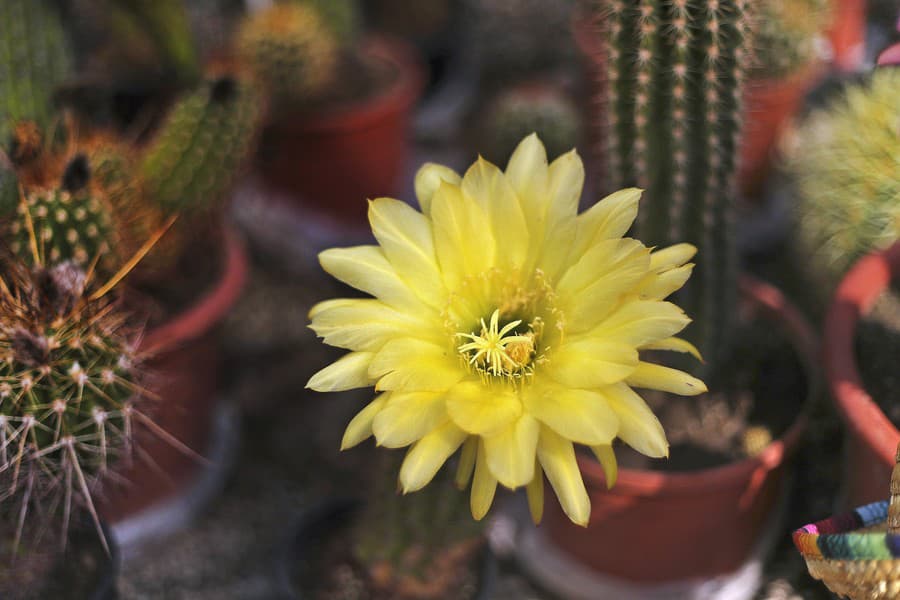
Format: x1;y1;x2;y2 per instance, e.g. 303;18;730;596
789;68;900;284
0;261;141;549
0;0;71;143
236;4;339;109
593;0;754;365
139;74;263;215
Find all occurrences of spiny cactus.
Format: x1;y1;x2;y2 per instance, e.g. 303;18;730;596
0;169;16;217
0;259;142;550
139;74;264;215
350;456;484;600
752;0;832;79
3;151;120;272
289;0;361;44
0;0;72;144
591;0;755;367
789;68;900;284
236;3;339;109
478;85;581;165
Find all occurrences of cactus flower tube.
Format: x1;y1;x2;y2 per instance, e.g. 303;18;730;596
308;135;706;526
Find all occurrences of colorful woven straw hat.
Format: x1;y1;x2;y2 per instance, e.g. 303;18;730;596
794;445;900;599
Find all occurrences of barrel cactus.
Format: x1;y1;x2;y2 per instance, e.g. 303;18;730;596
789;68;900;285
289;0;361;44
590;0;754;366
139;74;264;215
752;0;832;80
0;259;142;549
235;3;339;109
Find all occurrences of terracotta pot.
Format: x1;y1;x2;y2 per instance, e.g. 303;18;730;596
257;36;423;230
824;242;900;508
827;0;867;72
98;229;247;522
739;64;822;200
542;277;816;583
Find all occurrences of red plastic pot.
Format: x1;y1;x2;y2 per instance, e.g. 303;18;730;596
828;0;867;72
542;277;816;583
257;36;423;230
739;64;823;200
98;229;247;522
824;242;900;508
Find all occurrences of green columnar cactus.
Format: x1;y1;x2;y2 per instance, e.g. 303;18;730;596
236;3;339;109
790;68;900;284
752;0;831;80
0;260;141;547
479;86;581;165
0;0;71;143
139;74;264;215
4;154;117;270
593;0;754;366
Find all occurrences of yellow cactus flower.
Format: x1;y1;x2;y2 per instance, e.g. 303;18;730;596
307;134;706;526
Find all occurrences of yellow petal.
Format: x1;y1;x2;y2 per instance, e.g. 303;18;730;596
572;188;642;257
341;393;389;450
318;246;425;311
590;444;618;488
400;422;467;493
446;379;522;436
626;361;707;396
588;300;690;348
471;439;498;520
368;197;446;309
369;338;462;392
545;149;584;223
308;298;356;319
523;385;619;446
310;298;436;352
372;390;448;448
483;413;539;489
431;182;496;289
537;427;590;527
505;133;549;230
638;264;694;300
414;162;460;214
641;337;703;362
548;339;638;388
649;243;697;271
462;157;529;270
307;351;375;392
526;461;544;524
455;436;478;489
537;215;578;281
601;383;668;458
557;238;651;330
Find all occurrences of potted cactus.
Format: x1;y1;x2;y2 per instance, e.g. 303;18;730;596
788;64;900;508
739;0;832;199
235;0;423;230
546;1;817;594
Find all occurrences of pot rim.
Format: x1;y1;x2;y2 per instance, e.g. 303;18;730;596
824;242;900;469
139;227;248;353
275;35;424;134
576;275;817;496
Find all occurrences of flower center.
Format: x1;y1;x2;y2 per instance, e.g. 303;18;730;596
456;309;541;381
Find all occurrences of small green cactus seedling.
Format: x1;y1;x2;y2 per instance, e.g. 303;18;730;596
0;0;72;143
0;259;142;550
790;68;900;284
752;0;832;79
478;85;581;165
591;0;755;366
4;154;118;271
236;3;339;109
139;74;264;215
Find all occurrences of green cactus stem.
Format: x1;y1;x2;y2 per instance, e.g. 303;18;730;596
752;0;831;80
0;260;142;550
0;0;71;143
236;3;339;109
592;0;754;367
139;74;263;215
789;68;900;285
